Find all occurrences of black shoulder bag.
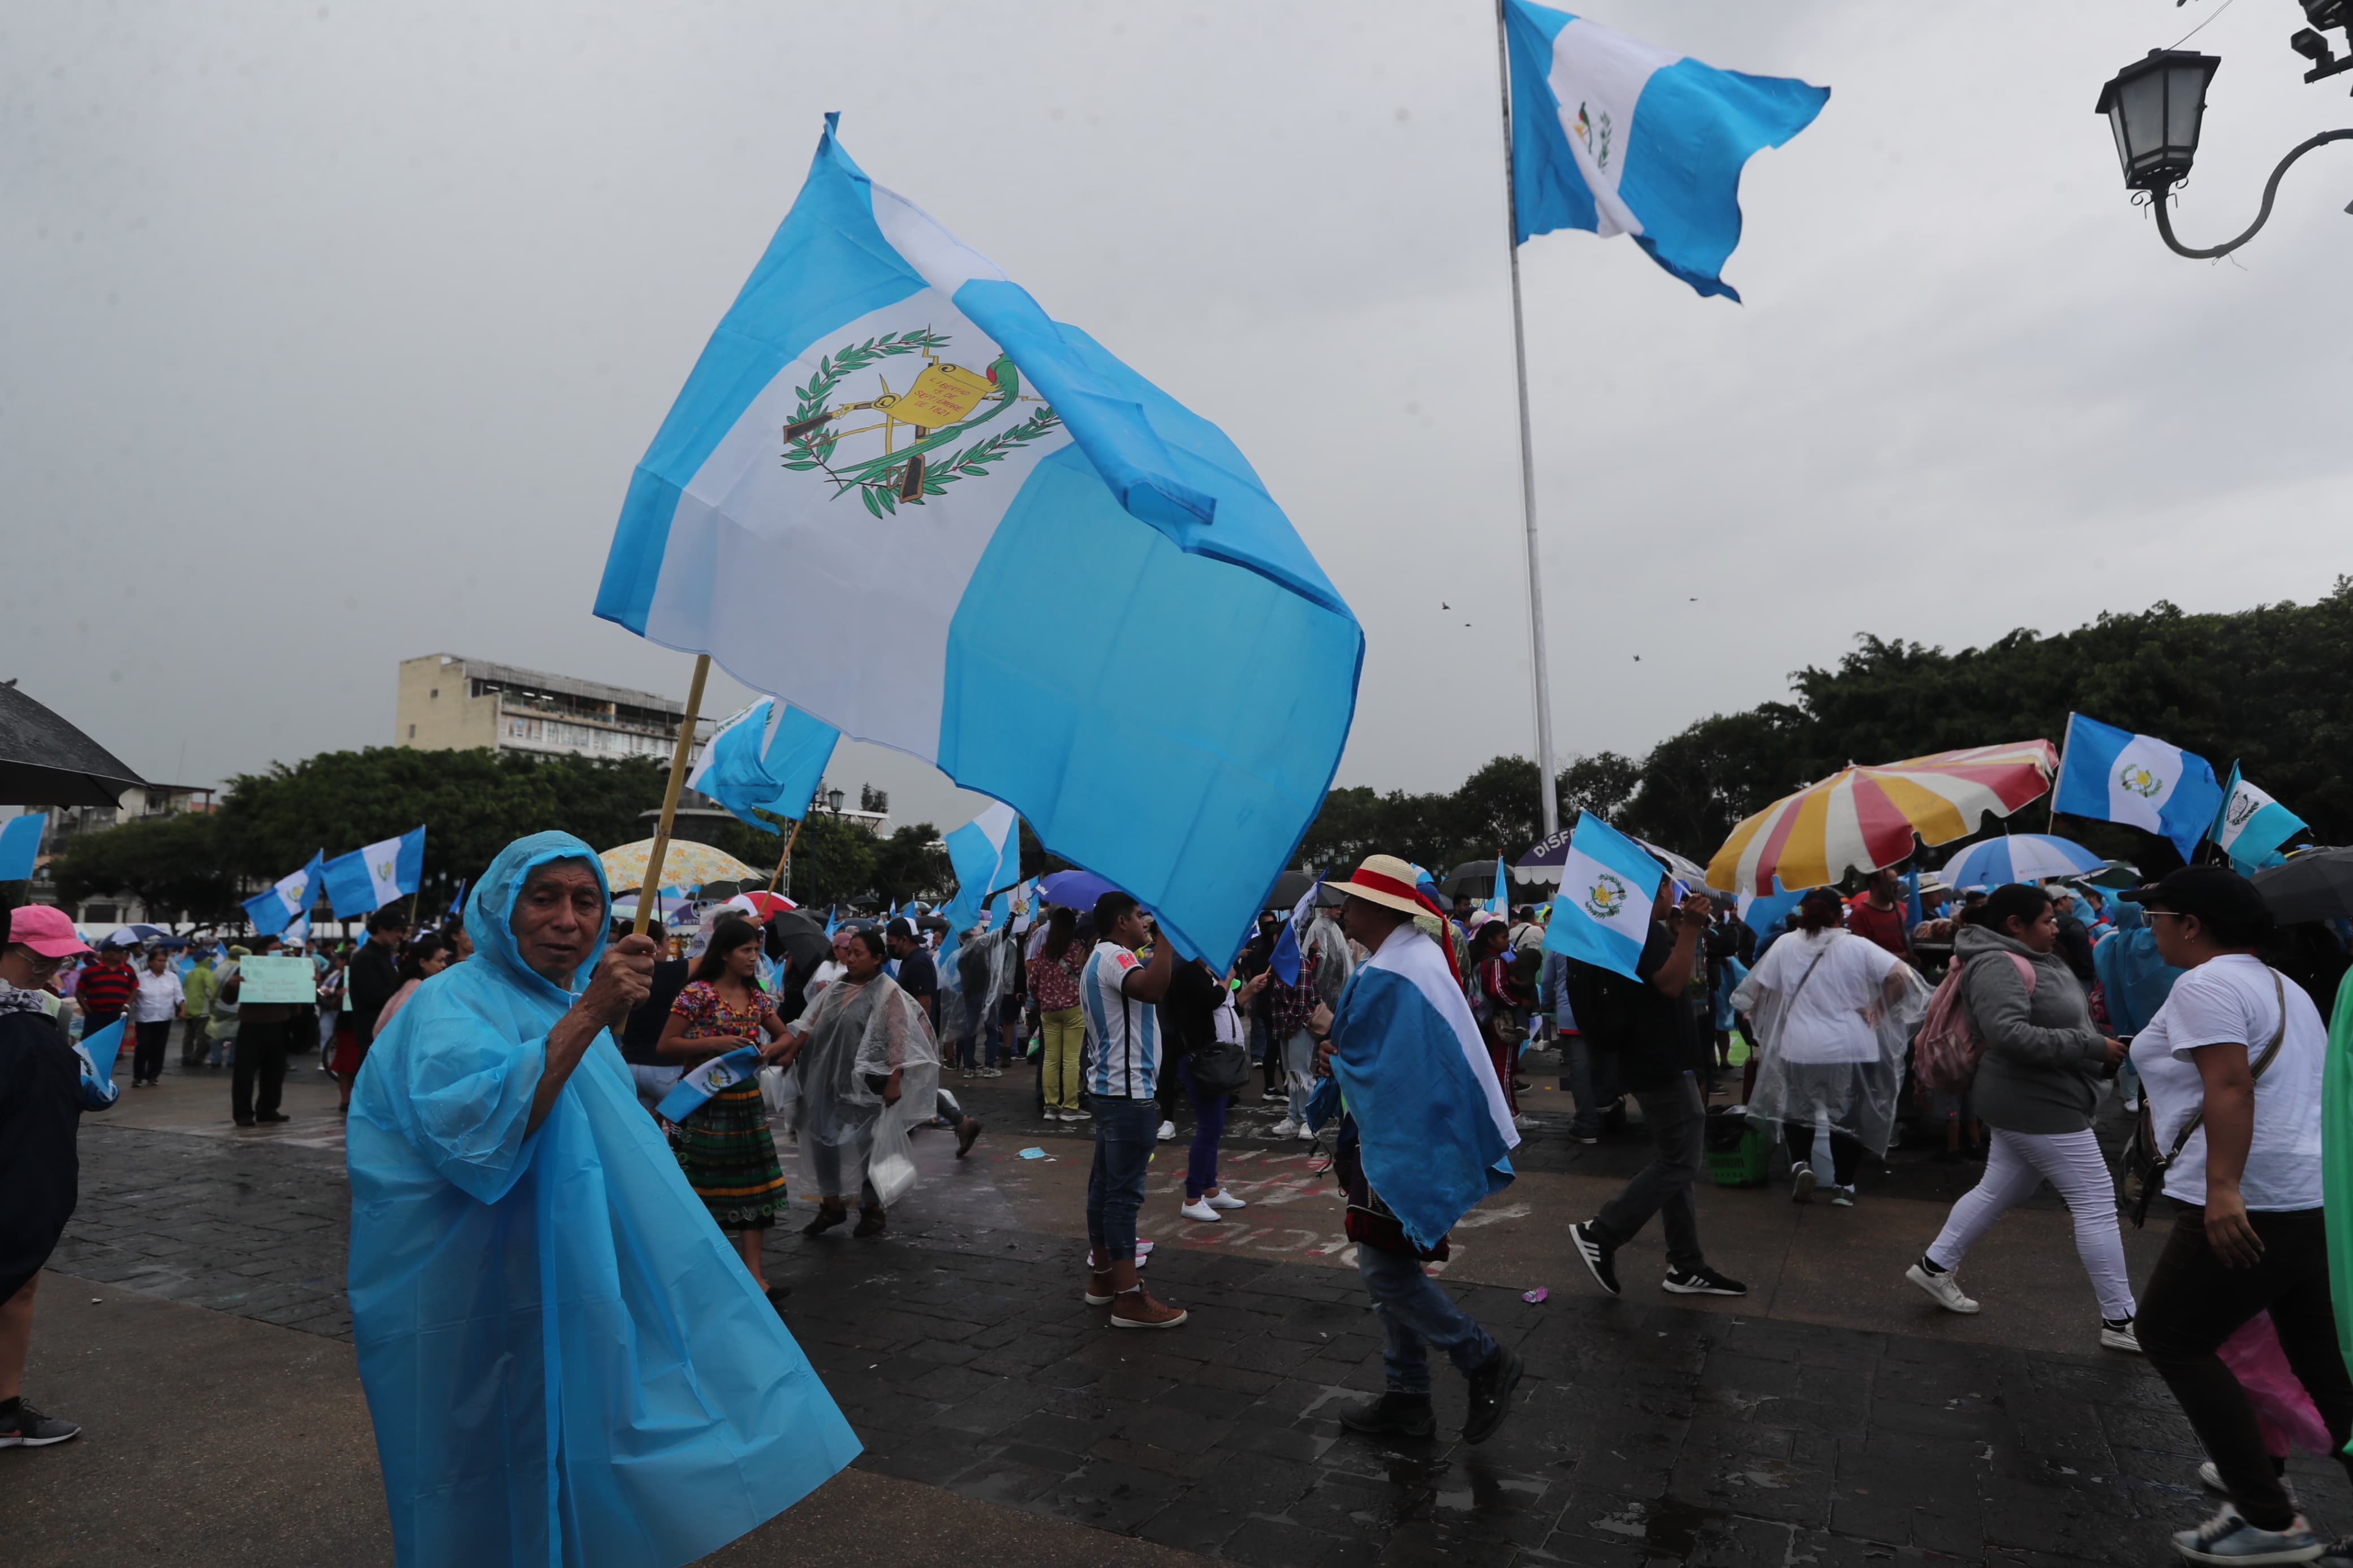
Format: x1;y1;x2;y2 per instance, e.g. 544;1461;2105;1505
2121;970;2286;1228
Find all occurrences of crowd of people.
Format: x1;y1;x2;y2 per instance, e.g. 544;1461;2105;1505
8;827;2353;1568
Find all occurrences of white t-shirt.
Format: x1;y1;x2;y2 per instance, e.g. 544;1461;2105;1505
133;968;186;1023
2130;955;2325;1211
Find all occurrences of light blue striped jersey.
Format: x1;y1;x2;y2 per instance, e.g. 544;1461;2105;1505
1081;940;1159;1100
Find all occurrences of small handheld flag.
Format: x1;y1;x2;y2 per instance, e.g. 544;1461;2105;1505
322;827;426;919
1542;813;1666;980
655;1045;764;1122
2052;714;2224;860
75;1016;125;1099
1490;857;1509;916
1270;878;1320;987
243;853;324;939
1503;0;1829;300
2210;764;2307;874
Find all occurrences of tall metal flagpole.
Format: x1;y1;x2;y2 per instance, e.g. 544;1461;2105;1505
1492;0;1560;839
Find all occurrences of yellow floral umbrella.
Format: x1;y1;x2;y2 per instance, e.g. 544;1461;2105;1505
598;839;758;895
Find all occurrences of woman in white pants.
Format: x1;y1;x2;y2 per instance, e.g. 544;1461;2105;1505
1906;884;2137;1351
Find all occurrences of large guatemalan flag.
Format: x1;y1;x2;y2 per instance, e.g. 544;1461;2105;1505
243;852;322;939
1317;922;1517;1251
596;118;1363;967
1543;811;1667;981
1502;0;1829;300
2053;714;2225;861
321;827;425;920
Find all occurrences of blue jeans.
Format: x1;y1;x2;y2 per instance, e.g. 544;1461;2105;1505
1355;1245;1498;1394
1085;1094;1160;1264
958;1022;997;1070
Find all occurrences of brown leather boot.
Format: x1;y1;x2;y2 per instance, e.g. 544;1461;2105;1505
1109;1288;1188;1329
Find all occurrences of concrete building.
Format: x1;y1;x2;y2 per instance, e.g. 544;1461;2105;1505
396;654;710;763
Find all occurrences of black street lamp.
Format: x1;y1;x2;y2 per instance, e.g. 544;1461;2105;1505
823;786;846;815
2097;12;2353;258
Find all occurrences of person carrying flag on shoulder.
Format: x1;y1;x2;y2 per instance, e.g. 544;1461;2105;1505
1302;855;1525;1445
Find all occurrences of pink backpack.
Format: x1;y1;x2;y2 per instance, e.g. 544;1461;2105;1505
1912;952;2034;1095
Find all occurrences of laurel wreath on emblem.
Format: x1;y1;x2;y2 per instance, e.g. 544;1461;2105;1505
779;329;1062;519
2117;764;2163;800
1574;101;1614;170
2227;796;2257;827
1582;874;1627;921
705;1064;736;1091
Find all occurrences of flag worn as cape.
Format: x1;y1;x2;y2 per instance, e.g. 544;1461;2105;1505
1316;921;1516;1250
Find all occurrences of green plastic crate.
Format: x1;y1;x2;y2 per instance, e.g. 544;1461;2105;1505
1705;1120;1769;1188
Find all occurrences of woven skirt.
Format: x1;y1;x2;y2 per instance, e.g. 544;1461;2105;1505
673;1078;788;1229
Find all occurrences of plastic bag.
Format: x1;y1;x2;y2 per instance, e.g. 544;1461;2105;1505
760;1061;798;1122
2218;1311;2330;1458
867;1111;919;1207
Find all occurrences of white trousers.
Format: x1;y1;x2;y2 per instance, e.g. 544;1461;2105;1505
1925;1126;2136;1320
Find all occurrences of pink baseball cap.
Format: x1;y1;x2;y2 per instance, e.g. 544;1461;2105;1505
7;904;93;959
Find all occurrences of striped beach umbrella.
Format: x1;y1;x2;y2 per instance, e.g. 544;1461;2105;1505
1706;741;2059;896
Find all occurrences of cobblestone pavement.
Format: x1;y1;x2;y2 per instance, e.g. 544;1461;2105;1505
52;1121;2353;1567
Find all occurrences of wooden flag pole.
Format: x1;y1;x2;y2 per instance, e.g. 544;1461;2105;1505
768;815;807;895
634;655;712;939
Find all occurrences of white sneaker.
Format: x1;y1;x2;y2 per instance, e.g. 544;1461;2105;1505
1178;1199;1220;1223
1157;1120;1176;1142
1270;1118;1301;1139
2173;1503;2323;1564
2101;1316;2143;1354
1511;1112;1537;1130
1296;1121;1315;1141
1791;1163;1817;1203
1206;1191;1247;1211
1905;1260;1980;1315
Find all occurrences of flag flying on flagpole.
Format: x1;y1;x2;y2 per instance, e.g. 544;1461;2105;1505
1502;0;1829;300
686;698;843;833
321;827;426;919
2209;764;2307;874
0;813;41;882
243;852;323;938
2052;714;2225;861
1542;814;1666;980
593;116;1362;969
1489;856;1509;915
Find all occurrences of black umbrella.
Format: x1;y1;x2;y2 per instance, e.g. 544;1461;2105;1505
1438;860;1549;904
763;908;833;971
2253;848;2353;925
0;681;146;806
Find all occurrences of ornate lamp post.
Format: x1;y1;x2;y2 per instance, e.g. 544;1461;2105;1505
2096;7;2353;258
822;786;846;815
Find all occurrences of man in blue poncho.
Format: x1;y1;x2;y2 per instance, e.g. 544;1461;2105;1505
347;832;859;1568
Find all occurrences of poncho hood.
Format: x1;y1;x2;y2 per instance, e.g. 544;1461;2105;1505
467;830;610;1007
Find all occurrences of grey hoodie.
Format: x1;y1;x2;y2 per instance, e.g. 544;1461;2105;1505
1955;924;2108;1134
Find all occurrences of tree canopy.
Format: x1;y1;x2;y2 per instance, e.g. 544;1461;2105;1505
1299;585;2353;879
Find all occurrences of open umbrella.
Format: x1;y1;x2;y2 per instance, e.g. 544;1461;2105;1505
598;839;756;895
722;890;798;919
1938;833;2105;890
0;681;146;806
1040;869;1121;911
764;908;833;971
1437;861;1548;903
1706;741;2058;896
2253;848;2353;925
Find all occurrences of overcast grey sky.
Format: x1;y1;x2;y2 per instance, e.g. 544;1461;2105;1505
5;1;2347;840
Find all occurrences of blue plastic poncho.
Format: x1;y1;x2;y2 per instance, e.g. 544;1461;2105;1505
2091;901;2186;1036
347;832;859;1568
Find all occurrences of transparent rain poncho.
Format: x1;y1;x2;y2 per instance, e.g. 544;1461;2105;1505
1732;926;1930;1157
785;969;941;1208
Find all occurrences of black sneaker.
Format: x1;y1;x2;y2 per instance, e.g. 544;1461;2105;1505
1338;1390;1435;1439
254;1111;290;1124
1664;1265;1749;1297
1569;1221;1621;1297
956;1117;984;1159
1462;1343;1524;1444
0;1400;80;1448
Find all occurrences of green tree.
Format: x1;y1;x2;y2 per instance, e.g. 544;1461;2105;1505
51;811;241;922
